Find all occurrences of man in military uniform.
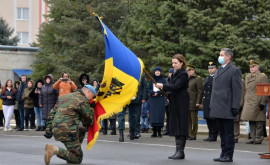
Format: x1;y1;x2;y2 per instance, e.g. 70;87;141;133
186;64;204;140
203;62;218;142
241;60;269;144
43;85;96;165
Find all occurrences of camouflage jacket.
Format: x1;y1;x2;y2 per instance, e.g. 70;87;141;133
46;91;94;142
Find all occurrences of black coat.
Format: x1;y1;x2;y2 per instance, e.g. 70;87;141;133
131;74;148;104
203;75;214;119
163;68;190;136
1;88;16;105
210;62;242;119
39;76;58;120
148;76;167;126
16;81;27;109
29;80;44;107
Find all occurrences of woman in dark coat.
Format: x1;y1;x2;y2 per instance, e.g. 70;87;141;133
156;54;189;160
148;66;167;138
30;79;44;131
39;75;58;120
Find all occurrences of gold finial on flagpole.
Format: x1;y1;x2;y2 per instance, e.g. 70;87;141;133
86;5;97;16
86;5;108;36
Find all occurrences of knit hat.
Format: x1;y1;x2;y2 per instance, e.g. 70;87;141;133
154;66;162;72
85;85;96;96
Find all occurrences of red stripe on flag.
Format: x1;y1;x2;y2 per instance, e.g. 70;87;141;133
87;102;106;145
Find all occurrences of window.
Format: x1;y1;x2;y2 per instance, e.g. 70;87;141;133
17;8;29;20
17;32;29;44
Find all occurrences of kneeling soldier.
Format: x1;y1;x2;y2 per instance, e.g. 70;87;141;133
44;85;96;165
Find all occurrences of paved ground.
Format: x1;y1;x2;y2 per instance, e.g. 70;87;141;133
0;129;269;165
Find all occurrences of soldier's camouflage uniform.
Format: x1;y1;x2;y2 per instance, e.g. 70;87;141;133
46;91;94;164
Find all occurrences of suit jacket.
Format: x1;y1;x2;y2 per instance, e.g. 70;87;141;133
210;62;242;120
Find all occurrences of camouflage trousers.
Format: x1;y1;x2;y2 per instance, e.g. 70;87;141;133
57;127;86;164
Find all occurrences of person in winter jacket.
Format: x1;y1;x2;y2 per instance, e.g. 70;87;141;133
53;72;77;97
1;80;16;131
39;75;58;121
14;81;20;129
22;80;35;130
78;73;90;89
30;79;45;131
16;75;27;131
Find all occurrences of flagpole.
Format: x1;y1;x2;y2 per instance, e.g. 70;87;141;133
143;68;169;100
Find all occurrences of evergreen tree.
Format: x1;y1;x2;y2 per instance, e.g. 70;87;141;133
120;0;270;77
32;0;129;82
0;17;19;45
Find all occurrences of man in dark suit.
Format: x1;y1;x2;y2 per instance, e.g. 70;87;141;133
210;48;242;162
203;62;218;142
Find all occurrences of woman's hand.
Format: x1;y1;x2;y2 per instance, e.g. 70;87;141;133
155;83;163;89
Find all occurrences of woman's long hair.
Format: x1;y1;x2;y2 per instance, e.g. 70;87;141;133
2;79;16;95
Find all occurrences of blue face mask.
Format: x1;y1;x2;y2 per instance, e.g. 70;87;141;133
218;56;225;65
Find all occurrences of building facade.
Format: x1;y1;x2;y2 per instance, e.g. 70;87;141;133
0;46;38;85
0;0;48;47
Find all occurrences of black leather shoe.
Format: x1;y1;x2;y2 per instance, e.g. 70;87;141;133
110;131;116;135
134;134;140;139
254;141;262;144
17;127;24;131
151;134;157;138
219;157;233;162
203;137;210;141
246;141;254;144
209;138;217;142
187;137;196;140
162;131;169;136
213;157;222;162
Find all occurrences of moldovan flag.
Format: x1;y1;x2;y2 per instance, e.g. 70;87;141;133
86;15;144;150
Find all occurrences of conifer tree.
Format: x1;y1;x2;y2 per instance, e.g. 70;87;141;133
0;17;19;45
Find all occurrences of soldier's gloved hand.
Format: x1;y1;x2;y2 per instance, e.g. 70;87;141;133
259;104;265;111
90;99;96;108
231;108;239;116
44;128;52;139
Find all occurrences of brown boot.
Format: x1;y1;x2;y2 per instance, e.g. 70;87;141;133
44;144;58;165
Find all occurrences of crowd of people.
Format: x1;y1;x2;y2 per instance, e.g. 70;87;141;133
0;48;269;163
0;72;92;132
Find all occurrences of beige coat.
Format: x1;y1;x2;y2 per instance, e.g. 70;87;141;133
241;71;268;121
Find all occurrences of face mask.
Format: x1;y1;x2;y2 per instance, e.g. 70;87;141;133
218;56;225;65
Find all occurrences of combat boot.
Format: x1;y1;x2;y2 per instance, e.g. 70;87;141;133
44;144;58;165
